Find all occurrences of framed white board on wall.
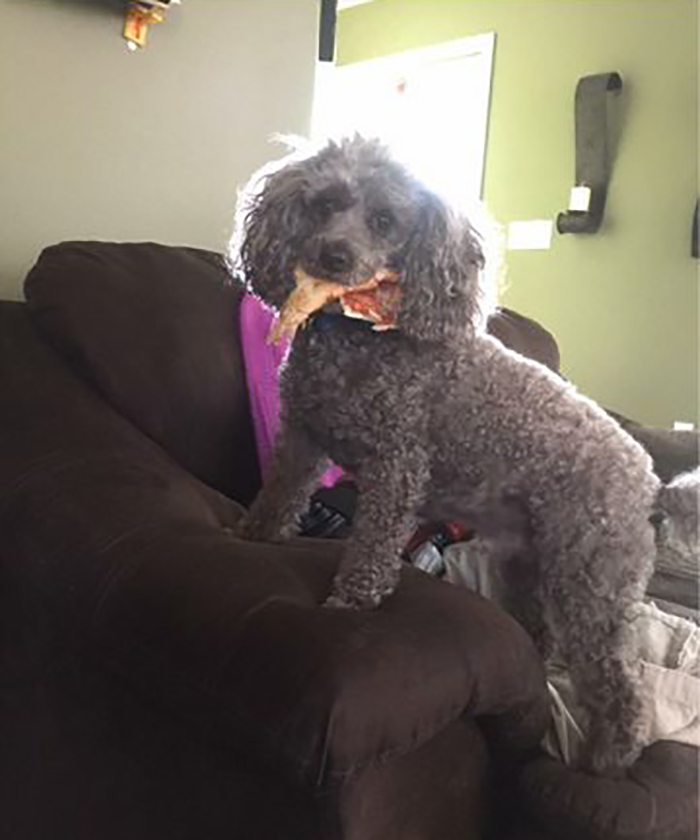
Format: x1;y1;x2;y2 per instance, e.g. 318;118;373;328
312;33;496;209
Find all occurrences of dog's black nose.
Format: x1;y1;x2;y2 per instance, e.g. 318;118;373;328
319;242;355;275
649;511;666;529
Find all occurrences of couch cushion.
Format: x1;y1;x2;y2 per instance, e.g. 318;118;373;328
514;741;698;840
24;241;260;506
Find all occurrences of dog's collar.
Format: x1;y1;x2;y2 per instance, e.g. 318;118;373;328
311;312;377;334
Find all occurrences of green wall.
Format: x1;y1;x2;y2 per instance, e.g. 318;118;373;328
338;0;699;427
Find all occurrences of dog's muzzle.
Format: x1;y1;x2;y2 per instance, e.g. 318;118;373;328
317;241;355;277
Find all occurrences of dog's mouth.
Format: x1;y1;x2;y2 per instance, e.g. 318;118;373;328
340;274;401;329
268;267;402;345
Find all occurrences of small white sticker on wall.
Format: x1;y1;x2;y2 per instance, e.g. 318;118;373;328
507;220;554;251
673;421;695;431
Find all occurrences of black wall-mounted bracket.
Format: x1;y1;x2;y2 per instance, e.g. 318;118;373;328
557;72;623;235
319;0;338;62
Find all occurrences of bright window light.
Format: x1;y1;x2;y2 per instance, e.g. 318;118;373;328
313;34;496;210
337;0;375;9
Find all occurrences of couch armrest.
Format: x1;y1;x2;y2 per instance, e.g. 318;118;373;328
0;303;549;789
94;539;549;784
608;411;699;482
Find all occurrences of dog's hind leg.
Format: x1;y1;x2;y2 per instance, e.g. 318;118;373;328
445;530;555;659
499;545;554;661
539;546;651;774
238;421;328;542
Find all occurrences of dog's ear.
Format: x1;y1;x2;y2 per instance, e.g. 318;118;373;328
230;160;311;310
397;191;485;344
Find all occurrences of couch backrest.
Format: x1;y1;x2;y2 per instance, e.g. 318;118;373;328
22;241;566;508
487;307;561;374
24;241;261;506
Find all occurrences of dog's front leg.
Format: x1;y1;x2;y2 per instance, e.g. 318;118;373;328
239;422;328;542
327;445;429;608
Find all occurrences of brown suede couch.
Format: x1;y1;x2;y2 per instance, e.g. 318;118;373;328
0;241;696;840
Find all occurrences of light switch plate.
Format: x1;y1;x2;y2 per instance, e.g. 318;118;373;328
569;186;592;212
507;220;554;251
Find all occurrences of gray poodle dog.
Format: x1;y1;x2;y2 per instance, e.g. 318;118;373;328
229;136;660;774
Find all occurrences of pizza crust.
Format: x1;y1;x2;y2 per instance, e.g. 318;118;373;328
268;267;401;345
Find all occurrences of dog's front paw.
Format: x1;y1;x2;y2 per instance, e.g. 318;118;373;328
322;593;359;609
325;563;400;609
230;513;298;543
230;513;265;541
323;589;383;609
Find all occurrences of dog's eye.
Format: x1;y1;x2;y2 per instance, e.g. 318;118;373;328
312;198;336;221
371;209;394;236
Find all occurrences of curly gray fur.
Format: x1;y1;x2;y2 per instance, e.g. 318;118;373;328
230;136;661;774
654;467;699;577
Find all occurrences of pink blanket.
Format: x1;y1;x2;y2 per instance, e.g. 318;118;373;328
239;293;343;487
